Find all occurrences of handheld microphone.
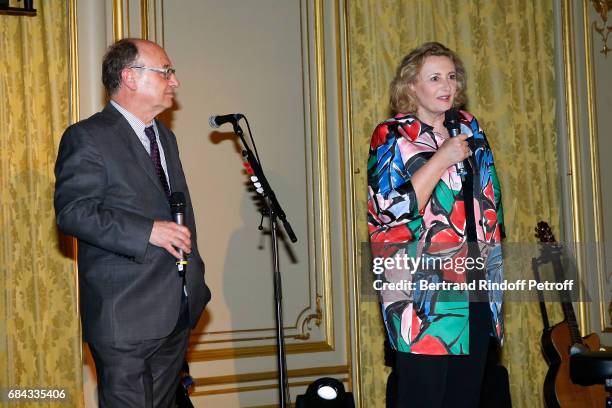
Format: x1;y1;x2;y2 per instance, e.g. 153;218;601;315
443;108;467;178
209;113;244;128
169;192;188;275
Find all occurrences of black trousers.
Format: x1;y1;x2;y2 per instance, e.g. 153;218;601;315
389;301;492;408
89;293;190;408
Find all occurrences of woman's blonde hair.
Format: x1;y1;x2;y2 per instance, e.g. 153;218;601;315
390;42;467;114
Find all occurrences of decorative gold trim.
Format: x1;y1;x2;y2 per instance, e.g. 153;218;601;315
193;365;349;387
190;366;349;396
561;0;589;335
68;0;83;403
188;341;333;362
112;0;124;41
334;0;356;396
157;0;164;46
191;334;314;345
68;0;80;332
67;3;80;256
295;295;322;340
125;0;130;38
190;304;322;341
590;0;612;56
313;0;335;349
154;0;158;43
191;378;348;397
192;303;328;338
342;0;361;403
192;332;302;343
140;0;148;39
194;323;300;337
190;0;333;354
68;0;79;124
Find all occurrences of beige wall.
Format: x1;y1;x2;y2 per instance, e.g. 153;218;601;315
162;1;353;405
590;2;612;338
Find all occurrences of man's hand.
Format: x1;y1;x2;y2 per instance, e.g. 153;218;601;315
149;220;192;259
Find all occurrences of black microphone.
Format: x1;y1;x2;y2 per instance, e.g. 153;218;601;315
169;192;188;276
443;108;467;178
209;113;244;128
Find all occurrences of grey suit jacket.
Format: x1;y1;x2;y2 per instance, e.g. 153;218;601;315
54;103;211;343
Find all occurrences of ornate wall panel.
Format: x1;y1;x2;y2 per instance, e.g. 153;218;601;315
161;1;352;405
559;0;612;343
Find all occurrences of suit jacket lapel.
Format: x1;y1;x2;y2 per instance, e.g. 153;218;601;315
102;104;168;197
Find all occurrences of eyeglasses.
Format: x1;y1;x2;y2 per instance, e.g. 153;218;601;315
129;66;176;80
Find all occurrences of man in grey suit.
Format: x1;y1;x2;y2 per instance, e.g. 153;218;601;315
54;38;210;407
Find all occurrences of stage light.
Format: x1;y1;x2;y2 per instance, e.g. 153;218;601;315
295;377;355;408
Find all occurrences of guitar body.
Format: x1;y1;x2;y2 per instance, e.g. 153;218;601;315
541;320;607;407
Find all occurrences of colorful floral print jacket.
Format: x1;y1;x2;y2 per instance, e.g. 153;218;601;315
367;111;505;355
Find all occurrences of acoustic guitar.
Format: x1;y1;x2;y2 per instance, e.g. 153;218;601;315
534;221;606;407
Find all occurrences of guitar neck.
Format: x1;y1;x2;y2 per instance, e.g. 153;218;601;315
535;221;583;344
553;256;583;344
533;257;551;330
560;300;582;344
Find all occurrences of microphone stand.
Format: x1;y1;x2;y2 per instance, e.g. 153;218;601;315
231;121;297;408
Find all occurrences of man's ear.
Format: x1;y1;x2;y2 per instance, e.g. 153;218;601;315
120;68;137;91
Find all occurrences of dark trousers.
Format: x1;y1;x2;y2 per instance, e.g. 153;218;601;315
389;301;492;408
89;293;190;408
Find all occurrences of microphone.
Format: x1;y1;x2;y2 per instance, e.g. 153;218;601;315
169;192;188;275
443;108;467;178
209;113;244;128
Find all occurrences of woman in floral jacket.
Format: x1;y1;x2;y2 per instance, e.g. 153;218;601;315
367;42;505;407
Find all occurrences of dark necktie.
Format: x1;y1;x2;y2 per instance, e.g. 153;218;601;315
144;126;170;196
